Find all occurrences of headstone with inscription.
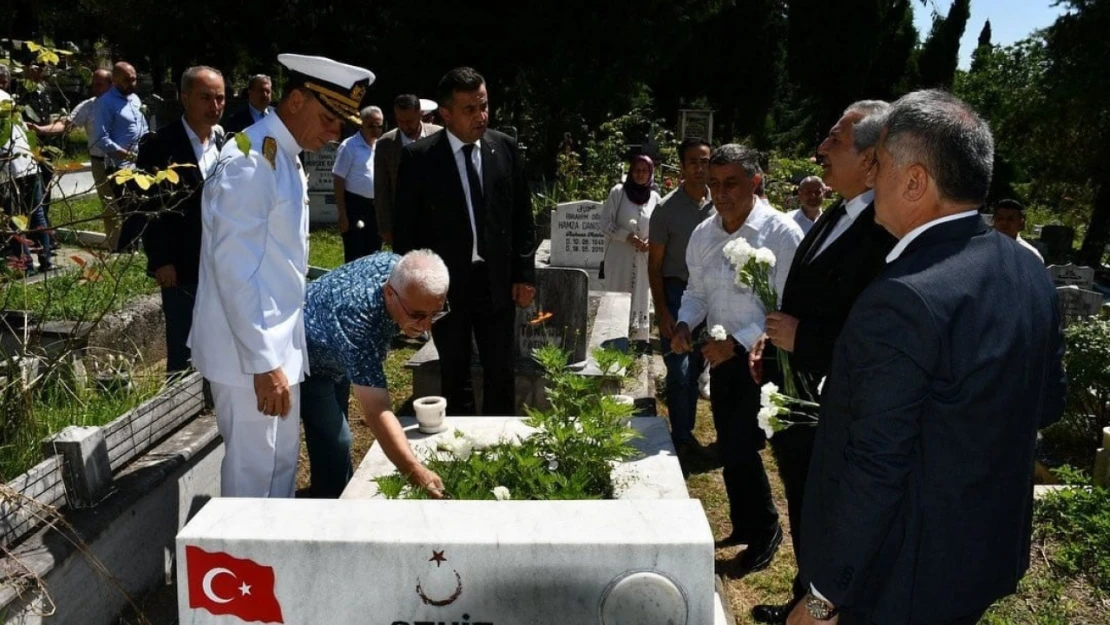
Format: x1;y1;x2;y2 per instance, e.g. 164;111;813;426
303;142;340;224
1056;285;1103;326
550;200;606;269
513;267;589;363
1049;263;1096;289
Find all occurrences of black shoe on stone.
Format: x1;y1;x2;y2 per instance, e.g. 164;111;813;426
751;602;792;624
738;524;782;574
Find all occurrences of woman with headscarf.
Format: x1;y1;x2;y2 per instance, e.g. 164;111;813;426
599;154;661;342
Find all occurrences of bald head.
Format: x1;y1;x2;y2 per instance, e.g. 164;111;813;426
91;69;112;98
112;62;137;95
799;175;826;213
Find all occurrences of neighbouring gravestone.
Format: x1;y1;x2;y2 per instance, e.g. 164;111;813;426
550;200;606;269
1049;263;1096;289
303;142;339;224
514;267;589;364
1040;225;1075;264
1056;285;1103;326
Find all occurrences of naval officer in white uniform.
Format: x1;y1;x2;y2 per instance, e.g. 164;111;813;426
190;54;375;497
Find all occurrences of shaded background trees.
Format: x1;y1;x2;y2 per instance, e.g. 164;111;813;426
8;0;1109;262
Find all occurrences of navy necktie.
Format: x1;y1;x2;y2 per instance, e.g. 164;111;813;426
461;143;486;256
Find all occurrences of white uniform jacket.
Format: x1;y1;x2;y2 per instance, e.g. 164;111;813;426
189;113;311;388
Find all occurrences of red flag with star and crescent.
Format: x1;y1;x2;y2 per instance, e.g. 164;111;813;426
186;546;284;624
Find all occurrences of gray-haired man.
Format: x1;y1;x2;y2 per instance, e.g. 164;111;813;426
333;105;385;261
790;90;1065;625
751;101;897;625
301;250;450;498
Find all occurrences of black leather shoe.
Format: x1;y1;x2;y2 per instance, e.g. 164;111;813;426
738;524;783;573
751;602;792;624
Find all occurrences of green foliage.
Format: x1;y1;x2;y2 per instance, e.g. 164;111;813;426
0;361;164;481
1033;467;1110;594
914;0;971;90
375;344;639;500
765;154;823;211
308;226;345;270
1042;318;1110;469
1;254;156;321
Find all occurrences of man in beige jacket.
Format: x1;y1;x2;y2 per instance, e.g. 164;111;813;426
374;93;441;245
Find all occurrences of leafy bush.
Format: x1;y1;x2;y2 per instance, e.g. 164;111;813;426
1;253;156;321
1042;318;1110;469
376;344;639;500
764;154;823;211
1033;467;1110;594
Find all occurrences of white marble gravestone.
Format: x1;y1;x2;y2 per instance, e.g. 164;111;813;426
550;200;606;269
178;498;714;625
1056;285;1103;326
1049;263;1095;289
304;142;340;223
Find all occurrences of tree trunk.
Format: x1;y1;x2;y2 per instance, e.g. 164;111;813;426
1078;176;1110;267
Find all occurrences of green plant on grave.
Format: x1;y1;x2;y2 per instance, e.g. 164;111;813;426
375;344;639;500
1041;318;1110;469
1032;466;1110;594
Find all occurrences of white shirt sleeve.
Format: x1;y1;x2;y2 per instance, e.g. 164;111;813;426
70;99;92;127
331;140;352;179
677;231;709;330
204;150;284;374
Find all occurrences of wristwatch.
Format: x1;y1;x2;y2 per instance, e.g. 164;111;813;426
804;592;839;620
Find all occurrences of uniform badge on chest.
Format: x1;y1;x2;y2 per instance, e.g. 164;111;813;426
262;137;278;170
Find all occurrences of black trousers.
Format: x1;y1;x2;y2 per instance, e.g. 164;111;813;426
839;607;987;625
431;262;515;416
161;284;197;376
709;354;779;541
341;192;381;263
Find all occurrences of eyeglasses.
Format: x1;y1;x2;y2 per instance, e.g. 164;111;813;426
389;285;450;323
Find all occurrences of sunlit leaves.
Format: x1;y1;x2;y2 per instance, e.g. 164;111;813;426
110;163;196;190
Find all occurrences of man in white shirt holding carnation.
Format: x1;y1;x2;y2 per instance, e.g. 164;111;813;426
672;143;803;574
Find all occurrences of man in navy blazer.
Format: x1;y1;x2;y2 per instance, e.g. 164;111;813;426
789;90;1066;625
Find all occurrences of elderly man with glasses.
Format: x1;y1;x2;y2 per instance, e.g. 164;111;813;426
300;249;451;498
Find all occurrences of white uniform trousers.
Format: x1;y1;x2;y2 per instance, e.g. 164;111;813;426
210;381;301;498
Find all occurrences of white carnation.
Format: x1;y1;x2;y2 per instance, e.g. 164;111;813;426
439;437;473;461
722;238;755;267
760;382;779;408
356;220;365;229
547;458;560;471
754;247;776;267
491;486;511;501
757;406;778;439
709;325;728;341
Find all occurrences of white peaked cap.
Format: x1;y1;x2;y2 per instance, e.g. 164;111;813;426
419;98;438;114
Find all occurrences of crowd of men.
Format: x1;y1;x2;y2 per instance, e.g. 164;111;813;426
1;51;1066;625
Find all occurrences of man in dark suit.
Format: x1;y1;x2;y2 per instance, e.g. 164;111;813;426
393;67;536;415
375;94;442;246
787;90;1066;625
223;74;273;134
749;101;896;625
136;66;227;376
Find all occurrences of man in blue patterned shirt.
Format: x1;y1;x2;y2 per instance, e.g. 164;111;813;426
302;249;450;497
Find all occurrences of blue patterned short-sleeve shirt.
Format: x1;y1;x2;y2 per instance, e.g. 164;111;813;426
304;253;400;388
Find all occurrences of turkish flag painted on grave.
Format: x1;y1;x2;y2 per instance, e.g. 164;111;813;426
186;545;284;624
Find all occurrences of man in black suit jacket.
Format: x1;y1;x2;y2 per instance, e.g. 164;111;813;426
223;74;273;134
749;101;896;624
787;90;1066;625
136;66;227;376
392;67;536;415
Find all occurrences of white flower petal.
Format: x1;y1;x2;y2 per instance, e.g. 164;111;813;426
491;486;511;501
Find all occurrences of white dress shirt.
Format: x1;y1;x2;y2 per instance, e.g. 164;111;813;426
445;129;484;262
679;199;804;350
69;96;105;158
332;132;375;198
787;207;820;235
1017;234;1045;263
886;209;981;263
813;189;874;259
0;90;38;183
182;117;221;179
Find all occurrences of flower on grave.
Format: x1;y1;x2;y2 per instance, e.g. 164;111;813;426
491;486;511;500
546;456;560;472
709;325;728;341
438;435;473;461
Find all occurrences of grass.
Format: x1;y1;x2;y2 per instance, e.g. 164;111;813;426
51;193;106;233
0;367;165;481
308;226;345;270
1;252;155;320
